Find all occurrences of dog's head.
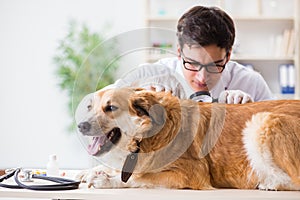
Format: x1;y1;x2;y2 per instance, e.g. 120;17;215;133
75;87;167;157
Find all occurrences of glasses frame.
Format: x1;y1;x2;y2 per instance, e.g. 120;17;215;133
181;52;228;74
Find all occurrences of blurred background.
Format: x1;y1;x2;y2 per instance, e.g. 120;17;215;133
0;0;299;170
0;0;147;169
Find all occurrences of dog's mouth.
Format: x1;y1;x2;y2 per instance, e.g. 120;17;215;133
88;128;121;156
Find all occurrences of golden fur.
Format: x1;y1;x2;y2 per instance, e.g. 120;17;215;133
76;87;300;190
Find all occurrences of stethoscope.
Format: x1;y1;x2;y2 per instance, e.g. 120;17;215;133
0;168;80;191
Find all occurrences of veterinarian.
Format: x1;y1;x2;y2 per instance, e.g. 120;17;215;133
109;5;274;104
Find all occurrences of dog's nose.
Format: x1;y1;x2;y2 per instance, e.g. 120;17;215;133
78;122;91;134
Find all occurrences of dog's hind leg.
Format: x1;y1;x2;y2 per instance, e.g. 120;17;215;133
243;112;300;191
264;113;300;190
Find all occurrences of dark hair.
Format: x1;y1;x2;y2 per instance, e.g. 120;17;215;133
177;6;235;53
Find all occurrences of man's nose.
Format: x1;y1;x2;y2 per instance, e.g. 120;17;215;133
195;67;207;81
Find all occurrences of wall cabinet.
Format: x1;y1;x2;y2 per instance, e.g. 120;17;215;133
145;0;300;99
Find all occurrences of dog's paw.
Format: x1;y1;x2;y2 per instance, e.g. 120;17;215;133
75;169;111;188
89;172;113;188
75;169;94;183
75;167;121;188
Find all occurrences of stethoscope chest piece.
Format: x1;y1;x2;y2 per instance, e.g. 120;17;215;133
189;91;214;103
22;170;33;182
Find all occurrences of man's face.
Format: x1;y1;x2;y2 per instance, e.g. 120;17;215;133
179;44;229;92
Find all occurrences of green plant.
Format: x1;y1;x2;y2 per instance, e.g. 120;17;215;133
53;20;119;131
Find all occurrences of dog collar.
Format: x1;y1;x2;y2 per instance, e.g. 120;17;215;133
121;141;140;183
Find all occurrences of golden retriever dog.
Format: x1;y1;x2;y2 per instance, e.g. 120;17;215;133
75;87;300;190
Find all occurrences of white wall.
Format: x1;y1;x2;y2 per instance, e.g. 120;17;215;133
0;0;146;169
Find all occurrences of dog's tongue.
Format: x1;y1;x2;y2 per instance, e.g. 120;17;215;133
88;135;107;155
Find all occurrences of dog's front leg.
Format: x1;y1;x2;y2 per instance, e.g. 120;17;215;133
75;165;121;188
86;172;149;188
89;172;124;188
135;159;214;190
135;171;213;190
76;167;144;188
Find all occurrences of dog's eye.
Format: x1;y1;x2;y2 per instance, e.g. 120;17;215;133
87;99;93;111
104;105;118;112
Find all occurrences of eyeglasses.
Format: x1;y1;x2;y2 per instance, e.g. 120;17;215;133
181;52;228;74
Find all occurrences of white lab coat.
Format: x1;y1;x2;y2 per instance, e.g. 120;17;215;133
109;57;274;101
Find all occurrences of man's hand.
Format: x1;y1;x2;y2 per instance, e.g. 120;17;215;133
218;90;253;104
132;74;187;99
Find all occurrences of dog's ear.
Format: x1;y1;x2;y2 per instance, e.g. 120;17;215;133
149;104;166;125
130;93;166;125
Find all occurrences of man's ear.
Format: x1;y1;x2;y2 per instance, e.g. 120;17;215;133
129;93;166;125
226;48;232;61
